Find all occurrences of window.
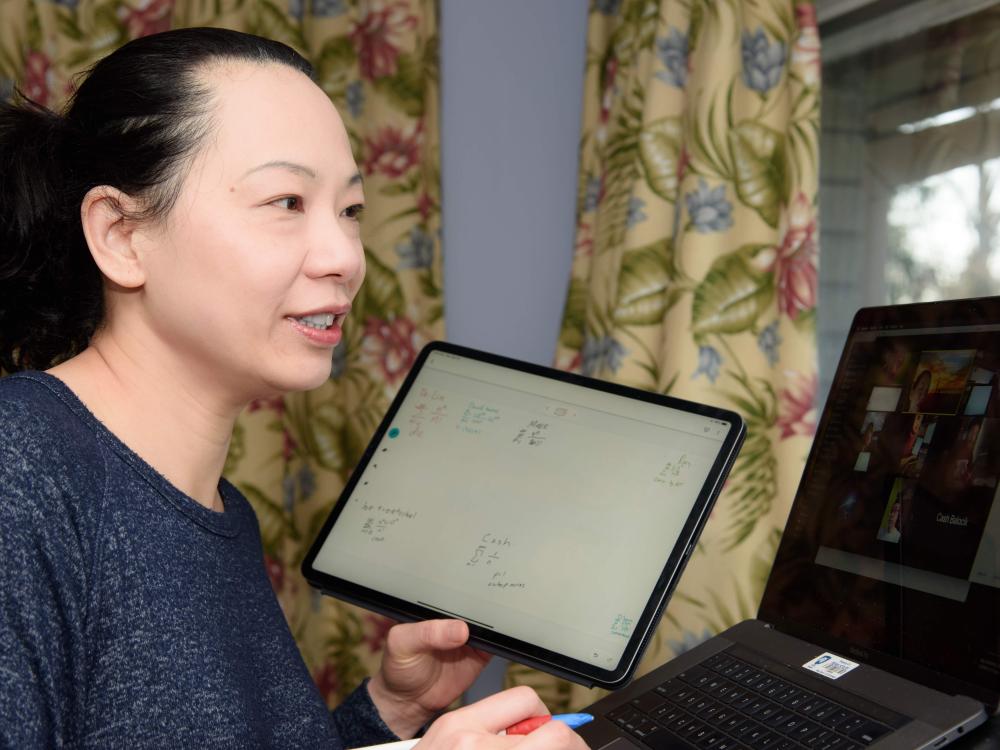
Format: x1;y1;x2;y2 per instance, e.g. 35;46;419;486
818;0;1000;402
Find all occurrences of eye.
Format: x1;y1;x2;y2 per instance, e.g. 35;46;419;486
343;203;365;221
272;196;302;211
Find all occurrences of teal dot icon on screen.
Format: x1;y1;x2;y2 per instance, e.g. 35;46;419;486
388;427;400;439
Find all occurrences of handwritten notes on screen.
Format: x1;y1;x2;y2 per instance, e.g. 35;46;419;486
314;352;727;668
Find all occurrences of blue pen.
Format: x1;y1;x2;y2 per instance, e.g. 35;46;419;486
505;712;595;735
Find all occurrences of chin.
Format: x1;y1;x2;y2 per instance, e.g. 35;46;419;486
265;359;334;396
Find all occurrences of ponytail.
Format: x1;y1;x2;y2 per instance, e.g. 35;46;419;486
0;93;102;373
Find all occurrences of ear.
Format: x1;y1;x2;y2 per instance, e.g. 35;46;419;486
80;186;148;289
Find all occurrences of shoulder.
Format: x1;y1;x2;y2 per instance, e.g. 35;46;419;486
0;372;106;535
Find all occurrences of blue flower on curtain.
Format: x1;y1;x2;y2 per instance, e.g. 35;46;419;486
692;345;722;383
757;320;781;366
345;80;364;118
582;335;627;376
282;473;296;513
626;196;647;228
298;463;317;499
655;28;688;87
741;28;786;92
311;0;348;17
583;175;602;212
685;180;733;232
330;342;347;379
593;0;622;15
395;226;434;269
289;0;304;22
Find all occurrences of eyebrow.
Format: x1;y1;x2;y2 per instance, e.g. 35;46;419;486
241;160;317;180
240;161;364;189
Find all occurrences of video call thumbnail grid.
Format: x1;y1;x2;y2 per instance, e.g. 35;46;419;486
827;335;1000;580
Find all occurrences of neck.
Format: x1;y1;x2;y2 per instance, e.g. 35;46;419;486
47;333;243;511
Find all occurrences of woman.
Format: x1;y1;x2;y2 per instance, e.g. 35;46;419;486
0;28;585;750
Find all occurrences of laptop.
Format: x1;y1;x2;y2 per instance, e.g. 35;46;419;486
302;341;745;688
578;297;1000;750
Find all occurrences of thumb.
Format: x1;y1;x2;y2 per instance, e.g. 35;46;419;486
389;619;469;658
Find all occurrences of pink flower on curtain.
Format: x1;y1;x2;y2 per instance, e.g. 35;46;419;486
23;51;53;106
363;614;395;653
118;0;174;39
313;662;341;704
350;0;418;81
774;193;818;320
792;4;821;86
247;395;285;414
777;370;817;439
363;123;422;178
598;56;618;132
264;553;285;594
363;316;422;384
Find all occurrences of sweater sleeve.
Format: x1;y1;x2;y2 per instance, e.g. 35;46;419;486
329;679;401;749
0;403;98;748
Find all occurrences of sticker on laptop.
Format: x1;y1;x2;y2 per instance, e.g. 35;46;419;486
802;652;859;680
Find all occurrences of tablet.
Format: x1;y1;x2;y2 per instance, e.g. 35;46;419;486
302;341;746;688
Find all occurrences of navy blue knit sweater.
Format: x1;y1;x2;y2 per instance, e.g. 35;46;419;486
0;372;399;749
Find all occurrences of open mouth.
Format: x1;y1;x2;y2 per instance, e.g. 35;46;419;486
290;312;343;330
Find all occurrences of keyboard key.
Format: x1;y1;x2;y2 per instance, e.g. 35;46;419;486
632;720;660;740
776;715;808;735
634;692;669;714
845;721;891;745
688;723;716;745
696;729;728;748
608;707;642;728
817;709;857;731
762;681;790;700
705;654;734;671
788;720;823;743
690;698;714;715
803;729;834;747
721;714;748;735
735;720;765;740
659;681;696;702
763;711;795;729
748;675;777;692
680;668;715;688
653;705;685;723
807;702;837;722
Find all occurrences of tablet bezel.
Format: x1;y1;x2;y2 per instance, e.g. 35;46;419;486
301;341;746;689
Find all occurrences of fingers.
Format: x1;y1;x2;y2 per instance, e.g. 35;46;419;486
432;686;549;736
388;619;470;658
516;719;589;750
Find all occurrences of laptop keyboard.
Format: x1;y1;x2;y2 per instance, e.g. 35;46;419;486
606;652;895;750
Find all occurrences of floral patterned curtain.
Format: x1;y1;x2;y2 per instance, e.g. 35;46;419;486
506;0;821;710
0;0;441;707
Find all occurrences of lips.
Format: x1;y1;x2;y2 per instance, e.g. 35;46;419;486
285;304;351;346
286;304;351;328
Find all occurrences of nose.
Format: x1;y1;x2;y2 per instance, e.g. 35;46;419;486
304;210;366;289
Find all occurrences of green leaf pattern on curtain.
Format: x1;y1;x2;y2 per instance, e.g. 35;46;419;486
507;0;820;710
0;0;442;708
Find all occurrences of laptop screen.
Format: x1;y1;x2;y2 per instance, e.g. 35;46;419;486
760;298;1000;702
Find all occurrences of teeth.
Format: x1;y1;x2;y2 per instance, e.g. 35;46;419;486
295;313;335;329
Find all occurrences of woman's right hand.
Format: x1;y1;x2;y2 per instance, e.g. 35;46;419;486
416;686;590;750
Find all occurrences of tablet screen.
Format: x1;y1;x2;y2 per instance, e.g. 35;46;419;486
304;343;744;687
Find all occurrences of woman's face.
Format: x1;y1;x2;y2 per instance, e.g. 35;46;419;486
133;62;365;402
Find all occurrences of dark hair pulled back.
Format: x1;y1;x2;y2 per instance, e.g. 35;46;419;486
0;28;313;372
